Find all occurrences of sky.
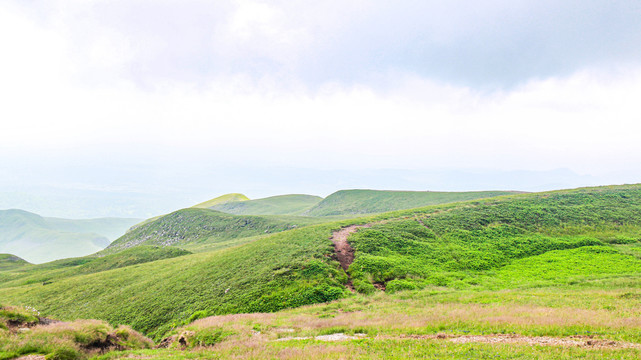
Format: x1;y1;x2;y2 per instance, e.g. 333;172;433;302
1;0;641;218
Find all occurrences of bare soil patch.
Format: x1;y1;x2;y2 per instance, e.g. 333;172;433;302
400;333;641;349
330;225;372;291
277;333;367;342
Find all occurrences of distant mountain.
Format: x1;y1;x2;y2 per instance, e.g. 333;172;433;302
0;209;141;263
209;194;322;215
303;189;521;216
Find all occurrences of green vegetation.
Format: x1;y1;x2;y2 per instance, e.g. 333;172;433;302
304;189;520;216
348;185;641;292
0;209;140;263
0;254;30;271
104;208;328;253
210;194;322;215
191;193;249;209
2;184;641;358
0;246;191;289
93;284;641;359
0;223;349;339
0;304;152;360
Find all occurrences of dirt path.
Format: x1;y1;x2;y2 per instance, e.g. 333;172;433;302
331;224;372;291
277;332;641;349
398;333;641;349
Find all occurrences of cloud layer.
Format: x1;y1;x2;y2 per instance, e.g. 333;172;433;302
1;0;641;217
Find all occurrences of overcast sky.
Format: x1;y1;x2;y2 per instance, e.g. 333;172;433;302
1;0;641;217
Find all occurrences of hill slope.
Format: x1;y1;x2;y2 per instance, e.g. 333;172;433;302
304;189;520;216
210;194;322;215
2;184;641;341
0;254;30;271
191;193;249;209
105;208;329;253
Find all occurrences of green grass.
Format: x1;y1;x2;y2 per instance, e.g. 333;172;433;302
3;183;641;355
0;254;30;271
103;208;330;253
210;194;323;215
92;282;641;358
191;193;249;209
0;246;191;289
347;185;641;292
0;305;152;360
0;224;350;339
304;189;521;216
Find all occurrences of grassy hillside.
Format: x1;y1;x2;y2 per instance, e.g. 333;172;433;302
0;224;348;339
0;246;191;289
304;189;520;216
210;194;323;215
105;208;328;253
191;193;249;209
2;184;641;347
0;254;30;271
347;185;641;293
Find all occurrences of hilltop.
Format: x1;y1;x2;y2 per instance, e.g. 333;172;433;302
0;209;140;263
209;194;323;215
105;208;328;253
191;193;249;209
0;254;30;271
202;189;520;217
304;189;520;216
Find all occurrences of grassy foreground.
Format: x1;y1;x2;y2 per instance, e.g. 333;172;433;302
0;304;152;360
94;281;641;359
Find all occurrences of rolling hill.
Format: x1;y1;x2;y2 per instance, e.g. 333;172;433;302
0;209;141;263
0;254;30;271
303;189;521;216
2;184;641;347
209;194;323;215
104;207;329;253
191;193;249;209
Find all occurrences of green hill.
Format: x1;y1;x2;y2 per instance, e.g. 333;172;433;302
105;208;329;253
304;189;521;216
0;246;191;289
210;194;323;215
0;209;141;264
2;184;641;343
0;254;30;271
191;193;249;209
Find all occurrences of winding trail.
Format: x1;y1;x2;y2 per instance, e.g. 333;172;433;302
330;224;372;291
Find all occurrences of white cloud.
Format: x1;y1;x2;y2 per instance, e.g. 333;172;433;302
1;1;640;183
